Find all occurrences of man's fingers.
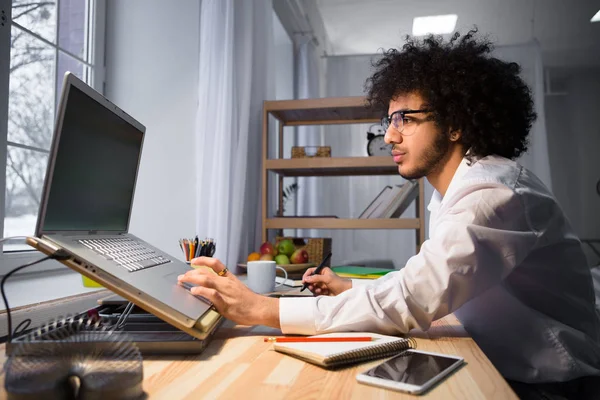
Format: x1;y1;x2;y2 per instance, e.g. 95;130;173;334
190;256;224;272
302;268;317;280
305;274;329;284
178;271;218;289
183;267;212;277
190;286;222;307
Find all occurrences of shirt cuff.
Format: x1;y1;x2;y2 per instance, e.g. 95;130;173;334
279;297;317;335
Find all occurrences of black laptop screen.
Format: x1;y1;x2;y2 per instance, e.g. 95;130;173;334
41;86;143;232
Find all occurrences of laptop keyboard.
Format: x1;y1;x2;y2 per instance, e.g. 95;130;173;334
79;237;170;272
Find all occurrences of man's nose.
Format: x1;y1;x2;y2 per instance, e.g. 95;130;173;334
384;126;402;145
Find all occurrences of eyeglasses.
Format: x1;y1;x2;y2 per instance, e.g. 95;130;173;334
381;109;432;136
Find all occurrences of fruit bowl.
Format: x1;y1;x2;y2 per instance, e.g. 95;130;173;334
236;262;315;273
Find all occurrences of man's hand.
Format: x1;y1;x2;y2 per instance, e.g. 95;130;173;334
302;267;352;296
178;257;280;328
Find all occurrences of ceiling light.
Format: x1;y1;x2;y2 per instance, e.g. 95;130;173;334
591;10;600;22
412;14;458;36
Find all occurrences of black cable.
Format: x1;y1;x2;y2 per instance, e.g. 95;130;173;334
1;248;71;343
13;318;32;337
114;302;134;330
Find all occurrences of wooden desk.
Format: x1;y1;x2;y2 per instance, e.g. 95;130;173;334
0;292;516;399
137;314;515;400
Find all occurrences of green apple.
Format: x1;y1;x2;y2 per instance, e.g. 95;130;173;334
277;239;295;256
274;254;290;265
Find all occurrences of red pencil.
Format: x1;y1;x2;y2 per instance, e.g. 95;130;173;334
264;336;373;343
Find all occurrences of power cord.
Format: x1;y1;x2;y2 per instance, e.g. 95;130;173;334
1;242;71;343
113;301;135;331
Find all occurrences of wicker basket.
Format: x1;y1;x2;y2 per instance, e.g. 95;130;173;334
291;146;331;158
276;236;332;266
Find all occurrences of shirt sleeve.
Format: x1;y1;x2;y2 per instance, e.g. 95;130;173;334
279;184;538;335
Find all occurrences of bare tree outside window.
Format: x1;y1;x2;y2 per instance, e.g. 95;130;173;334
4;0;92;249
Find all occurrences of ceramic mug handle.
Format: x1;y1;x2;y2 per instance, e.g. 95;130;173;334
274;266;288;287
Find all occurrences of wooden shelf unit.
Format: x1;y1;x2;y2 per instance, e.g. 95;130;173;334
261;96;426;250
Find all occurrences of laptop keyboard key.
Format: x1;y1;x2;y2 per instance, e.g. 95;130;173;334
79;238;171;272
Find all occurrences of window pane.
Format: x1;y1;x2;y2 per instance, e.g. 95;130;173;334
8;26;55;149
11;0;57;45
59;0;87;60
56;50;88;98
4;146;49;248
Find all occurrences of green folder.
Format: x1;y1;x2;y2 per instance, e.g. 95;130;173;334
331;266;395;279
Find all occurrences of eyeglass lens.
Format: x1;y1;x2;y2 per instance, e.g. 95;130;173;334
382;112;404;132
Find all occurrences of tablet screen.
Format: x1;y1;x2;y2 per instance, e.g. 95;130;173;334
364;350;460;386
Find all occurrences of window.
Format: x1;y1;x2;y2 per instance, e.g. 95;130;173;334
0;0;105;271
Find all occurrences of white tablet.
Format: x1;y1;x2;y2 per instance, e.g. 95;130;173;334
356;349;464;395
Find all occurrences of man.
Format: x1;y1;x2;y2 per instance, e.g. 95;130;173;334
179;30;600;398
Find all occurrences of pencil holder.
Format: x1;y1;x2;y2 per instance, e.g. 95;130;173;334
276;236;332;267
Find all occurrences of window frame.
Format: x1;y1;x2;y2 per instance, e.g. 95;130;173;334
0;0;106;276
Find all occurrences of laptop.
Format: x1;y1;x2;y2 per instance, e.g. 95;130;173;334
26;72;222;341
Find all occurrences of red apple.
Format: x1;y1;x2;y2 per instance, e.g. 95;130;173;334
259;241;278;256
290;248;309;264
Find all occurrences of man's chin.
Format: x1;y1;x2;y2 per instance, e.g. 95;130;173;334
398;165;425;180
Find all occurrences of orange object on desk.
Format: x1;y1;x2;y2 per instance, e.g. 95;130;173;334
264;336;373;343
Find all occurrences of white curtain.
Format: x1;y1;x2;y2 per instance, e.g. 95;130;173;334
494;41;552;190
294;35;324;238
195;0;273;272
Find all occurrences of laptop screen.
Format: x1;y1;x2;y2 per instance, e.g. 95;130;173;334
41;84;143;233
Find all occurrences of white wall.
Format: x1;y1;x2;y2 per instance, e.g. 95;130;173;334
545;67;600;264
104;0;200;260
321;54;424;268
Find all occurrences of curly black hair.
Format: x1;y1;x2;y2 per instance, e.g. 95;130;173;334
365;29;536;160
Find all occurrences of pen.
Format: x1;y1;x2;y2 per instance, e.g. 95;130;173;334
264;336;373;343
300;251;333;292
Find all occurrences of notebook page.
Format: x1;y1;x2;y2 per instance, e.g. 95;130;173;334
274;332;406;358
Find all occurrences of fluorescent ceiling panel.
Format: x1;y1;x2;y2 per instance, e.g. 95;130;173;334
591;10;600;22
412;14;458;36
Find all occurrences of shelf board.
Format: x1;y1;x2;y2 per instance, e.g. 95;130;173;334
265;156;399;177
264;96;380;125
265;218;421;230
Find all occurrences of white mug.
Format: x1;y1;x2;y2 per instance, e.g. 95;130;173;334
246;261;288;294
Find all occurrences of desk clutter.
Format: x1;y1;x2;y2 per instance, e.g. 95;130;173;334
5;296;219;356
4;314;144;400
5;294;223;399
4;295;222;399
179;236;216;262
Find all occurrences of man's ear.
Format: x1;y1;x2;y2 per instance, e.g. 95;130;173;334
449;128;462;142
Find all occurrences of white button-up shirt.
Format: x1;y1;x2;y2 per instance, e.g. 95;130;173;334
279;155;600;383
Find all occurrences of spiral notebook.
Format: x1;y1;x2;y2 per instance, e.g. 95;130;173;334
272;332;415;369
